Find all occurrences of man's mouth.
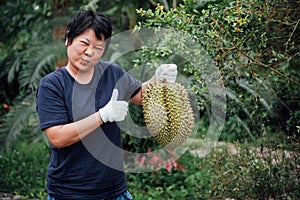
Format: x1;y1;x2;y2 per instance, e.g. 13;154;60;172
81;59;90;65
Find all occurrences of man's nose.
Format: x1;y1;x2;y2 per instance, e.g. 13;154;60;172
84;46;94;56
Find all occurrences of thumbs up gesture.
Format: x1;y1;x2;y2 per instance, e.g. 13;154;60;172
99;89;129;123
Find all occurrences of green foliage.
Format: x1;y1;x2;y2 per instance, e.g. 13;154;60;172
0;0;154;148
0;1;299;198
0;0;52;111
126;152;203;199
0;140;49;199
0;0;67;148
135;0;300;147
0;0;51;46
1;140;298;199
197;145;300;199
127;145;300;199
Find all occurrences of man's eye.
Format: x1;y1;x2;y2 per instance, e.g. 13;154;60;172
81;41;88;45
95;47;104;51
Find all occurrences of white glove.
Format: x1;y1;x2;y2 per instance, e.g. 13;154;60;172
99;89;128;123
155;64;178;83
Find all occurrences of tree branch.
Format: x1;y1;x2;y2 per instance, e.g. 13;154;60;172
223;46;300;87
172;0;177;8
285;19;300;52
160;0;169;11
148;0;157;6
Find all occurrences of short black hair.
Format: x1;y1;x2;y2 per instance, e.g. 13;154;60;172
66;10;112;54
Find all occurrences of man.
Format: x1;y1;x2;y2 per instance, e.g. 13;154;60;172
36;10;177;199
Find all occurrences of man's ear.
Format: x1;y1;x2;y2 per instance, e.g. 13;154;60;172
65;38;68;46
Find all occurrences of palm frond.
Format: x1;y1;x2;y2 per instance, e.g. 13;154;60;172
18;41;66;91
8;55;23;83
0;93;41;148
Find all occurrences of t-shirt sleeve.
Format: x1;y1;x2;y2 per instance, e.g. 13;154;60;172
36;76;69;130
111;64;142;101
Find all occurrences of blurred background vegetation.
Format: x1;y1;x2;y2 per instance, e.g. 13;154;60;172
0;0;299;199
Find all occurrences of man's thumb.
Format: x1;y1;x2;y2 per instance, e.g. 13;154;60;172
111;89;119;101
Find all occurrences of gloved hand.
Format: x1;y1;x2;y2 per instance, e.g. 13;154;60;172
99;89;128;123
155;64;178;83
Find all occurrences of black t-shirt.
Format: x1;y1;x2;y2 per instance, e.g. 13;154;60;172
36;61;141;199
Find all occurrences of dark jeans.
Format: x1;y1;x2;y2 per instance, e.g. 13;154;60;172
46;190;133;200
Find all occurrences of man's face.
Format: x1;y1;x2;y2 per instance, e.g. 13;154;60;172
65;28;105;73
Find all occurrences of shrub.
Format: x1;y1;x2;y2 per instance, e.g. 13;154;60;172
0;141;49;199
126;151;203;199
193;144;300;199
127;144;299;199
135;0;300;146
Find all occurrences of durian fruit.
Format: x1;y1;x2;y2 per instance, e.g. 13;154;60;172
142;81;195;150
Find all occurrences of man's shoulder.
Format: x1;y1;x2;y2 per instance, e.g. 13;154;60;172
96;61;124;75
97;61;121;69
39;67;69;89
41;67;65;80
